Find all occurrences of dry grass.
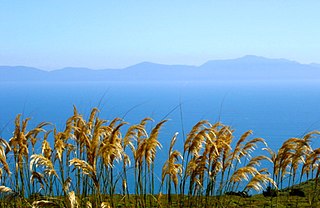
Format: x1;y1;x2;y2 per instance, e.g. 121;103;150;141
0;107;320;207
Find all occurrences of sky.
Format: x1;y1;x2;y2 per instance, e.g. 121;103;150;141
1;1;320;70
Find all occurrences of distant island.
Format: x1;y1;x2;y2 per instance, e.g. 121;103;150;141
1;55;320;82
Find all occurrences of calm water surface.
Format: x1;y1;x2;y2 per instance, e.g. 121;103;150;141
1;80;320;192
1;81;320;149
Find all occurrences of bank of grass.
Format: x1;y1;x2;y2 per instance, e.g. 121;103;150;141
0;182;320;208
0;107;320;207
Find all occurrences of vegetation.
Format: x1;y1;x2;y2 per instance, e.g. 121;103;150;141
0;107;320;207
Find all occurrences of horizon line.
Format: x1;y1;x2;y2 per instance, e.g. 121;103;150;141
0;54;317;71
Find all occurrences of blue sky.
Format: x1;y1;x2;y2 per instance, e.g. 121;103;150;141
1;1;320;69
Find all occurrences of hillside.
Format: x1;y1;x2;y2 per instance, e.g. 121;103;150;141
1;55;320;82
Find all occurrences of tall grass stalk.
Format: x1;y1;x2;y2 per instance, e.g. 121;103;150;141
1;107;320;207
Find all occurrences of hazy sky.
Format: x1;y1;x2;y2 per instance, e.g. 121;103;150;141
1;1;320;69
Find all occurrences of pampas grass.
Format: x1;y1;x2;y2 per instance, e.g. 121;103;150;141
0;185;13;193
161;132;182;203
0;107;320;207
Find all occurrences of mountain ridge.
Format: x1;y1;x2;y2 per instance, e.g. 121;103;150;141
1;55;320;82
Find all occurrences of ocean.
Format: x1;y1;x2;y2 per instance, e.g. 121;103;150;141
1;80;320;148
1;80;320;193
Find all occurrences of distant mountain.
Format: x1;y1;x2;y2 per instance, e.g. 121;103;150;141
198;55;318;80
1;55;320;82
0;66;47;81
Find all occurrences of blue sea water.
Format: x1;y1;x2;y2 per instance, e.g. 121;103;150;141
1;81;320;149
1;80;320;193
